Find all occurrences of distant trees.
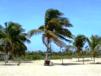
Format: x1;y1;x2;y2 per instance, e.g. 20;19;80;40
89;35;101;62
73;35;89;61
72;34;101;63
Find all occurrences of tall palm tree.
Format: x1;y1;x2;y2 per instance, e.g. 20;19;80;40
0;22;30;60
29;9;73;65
89;35;101;63
74;35;88;62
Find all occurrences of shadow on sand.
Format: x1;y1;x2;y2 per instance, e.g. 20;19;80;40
20;61;33;63
90;62;101;64
75;59;93;62
53;63;82;66
0;61;33;66
0;63;17;66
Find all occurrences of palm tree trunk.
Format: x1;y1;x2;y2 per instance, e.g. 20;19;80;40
91;55;93;60
94;57;95;63
78;56;79;62
82;52;84;64
60;48;63;65
44;39;51;66
4;53;8;64
83;56;84;64
77;49;80;62
77;52;80;62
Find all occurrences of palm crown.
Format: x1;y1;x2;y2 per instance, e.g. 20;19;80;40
29;9;73;49
0;22;30;57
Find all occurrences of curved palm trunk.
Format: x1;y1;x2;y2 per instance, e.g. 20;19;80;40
60;48;64;65
43;35;51;66
77;51;80;62
82;52;84;64
44;42;51;65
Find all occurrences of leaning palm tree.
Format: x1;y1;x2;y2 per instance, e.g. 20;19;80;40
73;35;88;62
0;22;30;64
29;9;73;65
89;35;101;63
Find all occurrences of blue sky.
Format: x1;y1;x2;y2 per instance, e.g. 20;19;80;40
0;0;101;51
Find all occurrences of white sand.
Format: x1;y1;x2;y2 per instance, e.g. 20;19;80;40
0;58;101;76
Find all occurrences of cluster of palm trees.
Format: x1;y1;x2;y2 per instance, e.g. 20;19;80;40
0;9;101;65
74;35;101;63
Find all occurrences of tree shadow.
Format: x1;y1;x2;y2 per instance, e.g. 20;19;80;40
0;63;17;66
53;63;82;66
90;62;101;64
0;60;33;66
20;61;33;63
75;59;93;62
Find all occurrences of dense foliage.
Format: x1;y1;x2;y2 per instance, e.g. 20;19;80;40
0;22;30;58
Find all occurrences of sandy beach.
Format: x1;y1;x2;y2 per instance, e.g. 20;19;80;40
0;58;101;76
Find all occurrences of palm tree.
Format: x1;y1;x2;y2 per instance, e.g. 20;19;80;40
89;35;101;63
0;22;30;64
74;35;88;62
29;9;73;65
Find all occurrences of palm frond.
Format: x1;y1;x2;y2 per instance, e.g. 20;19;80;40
0;30;6;38
52;38;67;48
28;29;43;37
47;30;67;48
39;25;45;30
57;34;72;43
56;28;73;38
47;30;59;40
60;17;73;27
